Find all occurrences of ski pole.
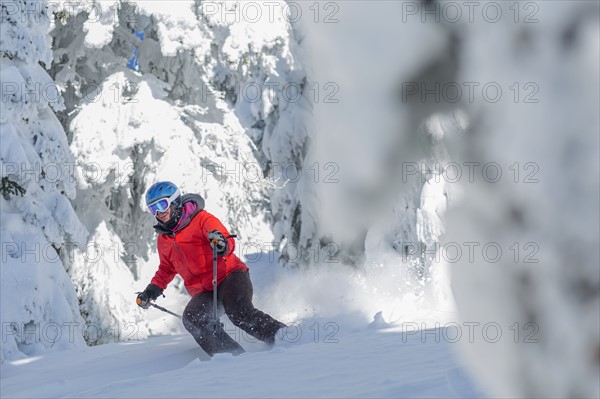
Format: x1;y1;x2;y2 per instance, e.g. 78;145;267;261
209;234;237;330
136;295;182;319
149;302;182;319
211;238;219;329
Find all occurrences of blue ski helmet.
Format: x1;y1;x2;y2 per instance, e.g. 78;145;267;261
145;181;180;209
145;181;183;228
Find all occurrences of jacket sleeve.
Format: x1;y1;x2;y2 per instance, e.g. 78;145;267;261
202;214;235;256
150;240;177;289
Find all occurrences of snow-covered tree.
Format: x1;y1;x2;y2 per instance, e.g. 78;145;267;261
292;1;459;277
198;2;312;265
1;0;88;362
42;1;309;342
50;1;309;259
431;1;599;397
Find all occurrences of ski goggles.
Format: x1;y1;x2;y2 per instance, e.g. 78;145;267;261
147;189;181;216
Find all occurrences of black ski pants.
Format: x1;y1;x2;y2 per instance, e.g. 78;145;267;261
182;270;285;356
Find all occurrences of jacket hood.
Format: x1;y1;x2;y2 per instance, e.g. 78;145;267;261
153;193;205;235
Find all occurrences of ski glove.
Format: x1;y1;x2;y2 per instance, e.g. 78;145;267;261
208;230;228;257
136;283;163;309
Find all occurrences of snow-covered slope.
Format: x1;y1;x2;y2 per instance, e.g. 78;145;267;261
1;255;482;398
1;326;481;398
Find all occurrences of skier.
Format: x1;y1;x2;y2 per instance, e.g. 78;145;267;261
136;181;286;356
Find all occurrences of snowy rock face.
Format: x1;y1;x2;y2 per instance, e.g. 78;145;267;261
1;0;88;362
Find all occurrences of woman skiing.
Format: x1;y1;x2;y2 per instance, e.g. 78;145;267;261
136;181;286;356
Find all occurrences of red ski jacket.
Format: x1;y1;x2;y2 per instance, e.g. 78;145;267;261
150;195;248;296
